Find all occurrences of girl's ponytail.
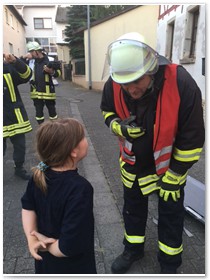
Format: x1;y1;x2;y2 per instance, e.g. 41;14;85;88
32;162;49;194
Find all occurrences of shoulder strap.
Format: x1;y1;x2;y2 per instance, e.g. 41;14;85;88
113;81;130;119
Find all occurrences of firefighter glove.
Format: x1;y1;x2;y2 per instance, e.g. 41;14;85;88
111;116;145;139
158;170;182;202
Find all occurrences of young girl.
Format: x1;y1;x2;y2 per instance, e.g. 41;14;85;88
21;118;97;274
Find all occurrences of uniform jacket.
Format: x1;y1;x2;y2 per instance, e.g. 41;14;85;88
3;58;32;138
101;64;205;194
30;53;61;100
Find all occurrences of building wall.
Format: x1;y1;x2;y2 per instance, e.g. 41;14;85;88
18;6;70;61
157;4;205;100
3;6;26;56
82;5;159;91
21;5;57;40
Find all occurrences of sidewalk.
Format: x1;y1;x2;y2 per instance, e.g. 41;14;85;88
3;79;205;276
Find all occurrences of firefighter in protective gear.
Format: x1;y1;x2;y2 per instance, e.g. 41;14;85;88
3;53;32;180
100;32;205;274
26;41;61;124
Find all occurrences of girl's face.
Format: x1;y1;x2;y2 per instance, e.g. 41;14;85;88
74;137;89;161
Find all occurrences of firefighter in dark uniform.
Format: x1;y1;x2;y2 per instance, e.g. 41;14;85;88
26;41;61;124
100;33;205;274
3;53;33;180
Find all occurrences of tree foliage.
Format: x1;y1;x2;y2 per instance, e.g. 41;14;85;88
64;5;136;59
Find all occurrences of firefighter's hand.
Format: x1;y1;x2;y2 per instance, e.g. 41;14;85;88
3;53;17;64
43;65;55;75
158;170;181;202
111;116;145;139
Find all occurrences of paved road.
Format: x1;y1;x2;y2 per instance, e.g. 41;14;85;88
3;79;205;276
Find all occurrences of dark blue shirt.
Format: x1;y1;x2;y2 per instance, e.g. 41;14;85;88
21;168;96;274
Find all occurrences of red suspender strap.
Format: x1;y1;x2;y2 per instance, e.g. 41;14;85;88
153;64;180;175
113;82;130;120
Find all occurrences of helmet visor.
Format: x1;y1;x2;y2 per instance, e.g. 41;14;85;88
107;39;159;83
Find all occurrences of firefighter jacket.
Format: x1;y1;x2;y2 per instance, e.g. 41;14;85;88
30;53;61;100
101;64;205;195
3;58;32;138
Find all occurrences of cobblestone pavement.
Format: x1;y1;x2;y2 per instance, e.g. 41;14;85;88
3;79;205;277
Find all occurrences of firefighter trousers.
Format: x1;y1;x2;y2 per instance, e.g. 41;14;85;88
3;133;26;167
33;99;57;124
122;180;185;270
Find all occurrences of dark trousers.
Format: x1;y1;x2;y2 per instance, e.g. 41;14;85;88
3;134;26;167
122;181;184;269
33;99;57;123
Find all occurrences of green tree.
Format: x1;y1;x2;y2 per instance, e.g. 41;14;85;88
64;5;136;59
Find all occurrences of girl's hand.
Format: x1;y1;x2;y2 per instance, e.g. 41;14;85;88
31;231;57;244
29;231;57;260
29;238;47;260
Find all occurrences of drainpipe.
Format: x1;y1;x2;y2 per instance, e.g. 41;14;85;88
87;5;92;90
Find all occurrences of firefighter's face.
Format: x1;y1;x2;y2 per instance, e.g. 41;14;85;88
29;50;38;59
121;75;153;100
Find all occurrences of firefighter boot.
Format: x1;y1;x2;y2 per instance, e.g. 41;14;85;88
160;267;177;274
111;249;144;274
15;166;30;180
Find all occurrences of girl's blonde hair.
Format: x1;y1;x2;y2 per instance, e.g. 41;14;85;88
32;118;85;193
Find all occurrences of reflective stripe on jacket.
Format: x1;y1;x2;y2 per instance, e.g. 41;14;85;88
3;61;32;138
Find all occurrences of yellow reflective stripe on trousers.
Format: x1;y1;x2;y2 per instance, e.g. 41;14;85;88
4;74;16;102
159;241;183;255
125;231;145;244
36;116;44;121
49;115;58;120
173;147;203;162
18;65;31;79
32;92;56;99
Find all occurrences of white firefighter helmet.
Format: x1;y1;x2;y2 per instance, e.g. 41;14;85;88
107;32;159;84
27;41;42;52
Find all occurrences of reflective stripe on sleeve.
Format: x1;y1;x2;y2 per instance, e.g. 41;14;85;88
18;65;31;79
173;147;203;162
102;111;116;120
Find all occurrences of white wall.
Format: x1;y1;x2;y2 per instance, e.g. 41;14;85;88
157;4;205;100
84;5;159;90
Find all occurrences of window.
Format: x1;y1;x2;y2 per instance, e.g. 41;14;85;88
17;20;19;32
62;30;66;39
34;38;49;45
9;43;13;54
5;8;9;24
34;18;52;29
26;37;57;54
10;14;14;28
165;19;175;62
180;5;200;64
190;9;199;58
